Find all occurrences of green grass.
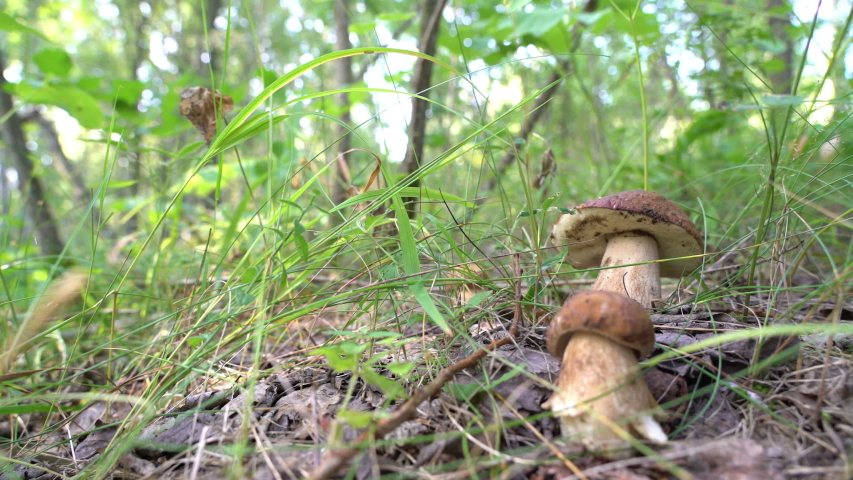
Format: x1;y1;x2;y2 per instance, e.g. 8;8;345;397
2;3;853;479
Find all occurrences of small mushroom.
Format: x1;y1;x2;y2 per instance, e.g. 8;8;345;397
552;190;704;307
542;290;666;456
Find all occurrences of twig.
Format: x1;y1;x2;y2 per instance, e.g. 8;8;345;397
305;255;523;480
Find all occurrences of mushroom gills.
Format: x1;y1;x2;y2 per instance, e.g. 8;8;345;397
544;331;666;446
592;231;660;308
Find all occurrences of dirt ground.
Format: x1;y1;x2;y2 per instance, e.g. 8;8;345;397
2;279;852;480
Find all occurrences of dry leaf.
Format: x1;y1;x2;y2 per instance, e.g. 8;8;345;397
533;148;556;189
179;86;234;144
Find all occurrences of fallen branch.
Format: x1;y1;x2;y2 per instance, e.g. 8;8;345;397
306;255;523;480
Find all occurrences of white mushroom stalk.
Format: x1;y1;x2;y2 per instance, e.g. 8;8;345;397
592;232;660;308
552;190;704;308
542;290;667;458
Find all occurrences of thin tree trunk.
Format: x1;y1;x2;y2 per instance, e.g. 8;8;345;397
0;52;64;257
30;111;96;219
205;0;224;76
331;0;354;214
401;0;448;218
124;0;151;227
767;0;793;94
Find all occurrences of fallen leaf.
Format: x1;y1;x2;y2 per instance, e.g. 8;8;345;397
179;86;234;144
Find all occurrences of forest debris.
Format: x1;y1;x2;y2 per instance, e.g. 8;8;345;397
305;255;525;480
683;438;783;480
179;86;234;144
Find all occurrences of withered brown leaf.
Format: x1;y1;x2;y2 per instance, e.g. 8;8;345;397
179;86;234;145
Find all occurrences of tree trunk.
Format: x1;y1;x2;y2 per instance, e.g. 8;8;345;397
767;0;793;94
401;0;447;218
0;52;64;257
331;0;354;214
30;111;96;220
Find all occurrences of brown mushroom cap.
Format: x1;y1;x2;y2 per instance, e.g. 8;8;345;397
552;190;704;277
547;290;655;360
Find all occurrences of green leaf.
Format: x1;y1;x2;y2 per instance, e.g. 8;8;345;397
466;291;491;307
293;219;306;235
33;48;73;77
361;368;406;400
112;79;146;105
516;7;565;38
385;361;415;377
0;403;54;415
541;192;561;210
336;408;390;428
332;187;473;212
13;82;102;129
762;94;806;107
315;341;366;372
505;0;532;12
377;13;415;21
447;382;481;401
613;11;660;42
350;22;377;35
178;141;205;158
294;231;309;262
0;12;48;40
187;335;209;347
257;67;278;88
575;9;609;25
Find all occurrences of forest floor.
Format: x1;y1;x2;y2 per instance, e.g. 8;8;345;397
2;266;852;480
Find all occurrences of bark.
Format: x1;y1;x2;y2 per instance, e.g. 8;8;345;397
767;0;793;94
401;0;448;218
331;0;354;212
121;0;152;225
0;52;64;257
30;111;96;219
481;0;598;197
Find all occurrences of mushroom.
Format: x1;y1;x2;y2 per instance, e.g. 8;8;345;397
552;190;704;308
542;290;666;456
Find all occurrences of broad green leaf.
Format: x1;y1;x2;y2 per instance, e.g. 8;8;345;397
13;82;102;129
314;341;366;372
361;368;405;400
447;382;481;401
613;11;660;42
575;9;609;25
385;361;415;377
466;291;491;307
112;79;146;105
0;12;48;40
516;7;565;38
350;22;377;35
33;48;73;77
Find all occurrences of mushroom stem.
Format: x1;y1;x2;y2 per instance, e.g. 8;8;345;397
592;232;660;308
544;331;666;456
